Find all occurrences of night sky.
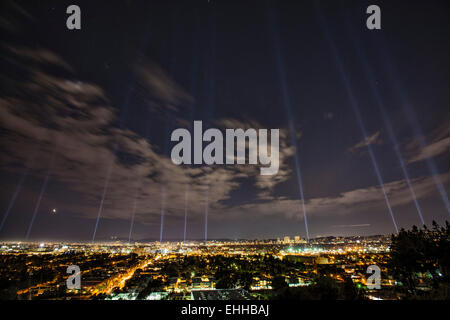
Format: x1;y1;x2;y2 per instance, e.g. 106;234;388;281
0;0;449;241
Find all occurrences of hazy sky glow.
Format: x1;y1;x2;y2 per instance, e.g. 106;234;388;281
0;0;449;241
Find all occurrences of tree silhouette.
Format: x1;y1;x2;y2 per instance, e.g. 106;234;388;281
389;221;449;298
272;276;288;291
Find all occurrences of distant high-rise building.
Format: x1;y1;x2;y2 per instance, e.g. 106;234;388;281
283;236;290;244
294;236;300;243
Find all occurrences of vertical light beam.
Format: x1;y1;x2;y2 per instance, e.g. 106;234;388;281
0;148;38;233
91;143;117;243
128;102;153;244
91;75;136;243
125;30;156;244
25;152;56;240
182;10;201;244
159;186;166;243
200;7;216;244
204;186;209;244
344;13;425;225
183;185;189;243
315;3;398;233
91;26;153;242
128;197;138;244
159;110;174;243
377;35;450;215
267;6;310;241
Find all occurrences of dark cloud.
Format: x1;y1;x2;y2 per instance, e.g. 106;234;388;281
0;44;296;231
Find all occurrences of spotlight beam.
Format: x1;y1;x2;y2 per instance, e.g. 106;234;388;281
267;6;310;241
92;29;152;243
159;186;166;243
0;147;39;233
92;147;116;243
91;88;133;243
182;10;201;245
200;9;217;244
128;107;153;244
344;14;425;225
204;186;209;244
25;152;55;240
183;185;189;243
315;4;398;233
159;112;173;243
377;36;450;215
128;196;138;244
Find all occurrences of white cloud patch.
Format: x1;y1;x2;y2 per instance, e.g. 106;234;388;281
231;172;450;221
406;120;450;164
348;131;382;153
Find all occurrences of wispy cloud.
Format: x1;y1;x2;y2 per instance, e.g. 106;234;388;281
232;172;450;221
135;60;193;112
348;131;382;153
408;137;450;163
406;120;450;164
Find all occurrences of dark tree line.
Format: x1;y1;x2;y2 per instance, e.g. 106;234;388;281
389;221;450;299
